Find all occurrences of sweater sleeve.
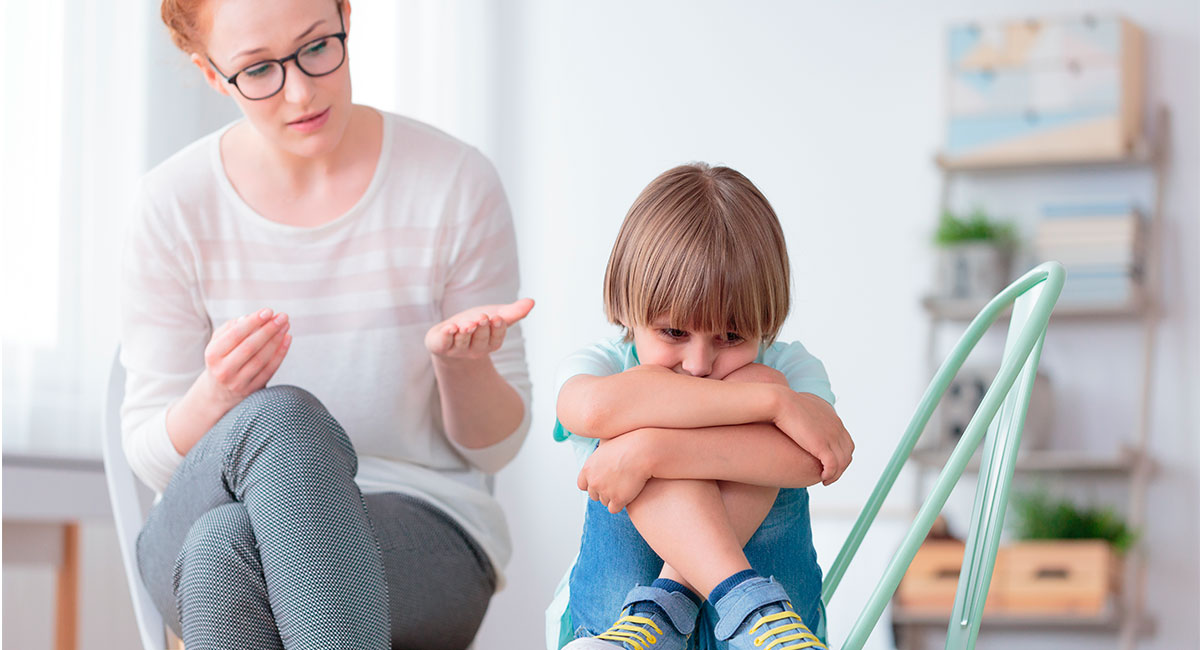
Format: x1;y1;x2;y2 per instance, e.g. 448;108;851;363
119;182;211;492
436;148;532;474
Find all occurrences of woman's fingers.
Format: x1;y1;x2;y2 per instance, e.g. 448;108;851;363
246;332;292;391
468;314;493;353
452;321;475;354
207;309;273;361
232;324;290;390
429;308;517;359
426;323;458;354
496;297;534;325
224;313;288;375
488;315;507;348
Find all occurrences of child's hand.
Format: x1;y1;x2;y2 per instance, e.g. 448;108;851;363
577;431;654;513
773;390;854;485
424;298;534;360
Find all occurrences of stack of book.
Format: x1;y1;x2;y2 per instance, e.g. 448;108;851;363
1034;202;1144;306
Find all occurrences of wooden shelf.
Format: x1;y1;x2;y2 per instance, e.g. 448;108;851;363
909;447;1146;474
935;140;1157;173
922;293;1149;322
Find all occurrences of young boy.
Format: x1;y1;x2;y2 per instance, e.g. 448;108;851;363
548;164;853;650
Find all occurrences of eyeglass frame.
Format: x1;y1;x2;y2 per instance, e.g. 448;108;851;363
206;11;348;101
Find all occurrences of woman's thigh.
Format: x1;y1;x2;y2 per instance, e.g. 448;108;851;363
366;492;496;649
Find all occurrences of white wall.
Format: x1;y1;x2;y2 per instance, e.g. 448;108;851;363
477;1;1199;649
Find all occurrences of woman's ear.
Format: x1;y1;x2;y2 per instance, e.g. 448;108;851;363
342;0;352;36
190;52;232;97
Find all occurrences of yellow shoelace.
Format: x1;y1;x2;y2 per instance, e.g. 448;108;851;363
748;610;827;650
594;614;663;650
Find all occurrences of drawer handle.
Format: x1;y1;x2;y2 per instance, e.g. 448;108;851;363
1035;567;1071;580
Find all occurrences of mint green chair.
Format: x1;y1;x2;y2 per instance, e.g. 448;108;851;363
822;261;1065;649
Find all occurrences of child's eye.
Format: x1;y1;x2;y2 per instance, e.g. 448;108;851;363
720;332;745;345
660;328;688;340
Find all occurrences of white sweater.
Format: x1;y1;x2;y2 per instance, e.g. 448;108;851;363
120;111;531;585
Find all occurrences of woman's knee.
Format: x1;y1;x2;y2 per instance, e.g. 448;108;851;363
174;504;258;591
223;385;355;462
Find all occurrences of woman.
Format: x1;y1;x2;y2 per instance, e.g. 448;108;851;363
122;0;531;647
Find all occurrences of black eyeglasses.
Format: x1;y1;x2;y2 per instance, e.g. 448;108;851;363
207;14;347;101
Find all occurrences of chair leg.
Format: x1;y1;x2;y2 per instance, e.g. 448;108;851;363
54;523;79;650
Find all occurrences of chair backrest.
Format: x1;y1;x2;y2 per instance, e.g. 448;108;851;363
821;261;1066;650
102;349;167;650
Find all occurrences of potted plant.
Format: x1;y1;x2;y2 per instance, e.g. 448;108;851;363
933;208;1015;300
999;491;1137;616
1010;491;1137;552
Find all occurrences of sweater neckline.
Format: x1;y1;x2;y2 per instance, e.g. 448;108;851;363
208;108;393;239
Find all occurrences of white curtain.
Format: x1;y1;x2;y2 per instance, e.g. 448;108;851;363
2;0;148;455
1;1;496;456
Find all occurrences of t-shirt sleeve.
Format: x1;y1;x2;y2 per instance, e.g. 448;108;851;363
436;148;531;474
764;340;837;406
551;340;627;454
119;182;209;492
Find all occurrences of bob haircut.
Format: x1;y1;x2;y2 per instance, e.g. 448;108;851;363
603;163;791;345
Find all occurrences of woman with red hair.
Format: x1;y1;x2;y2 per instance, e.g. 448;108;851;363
123;1;532;647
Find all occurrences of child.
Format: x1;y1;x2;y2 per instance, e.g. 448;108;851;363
547;163;853;650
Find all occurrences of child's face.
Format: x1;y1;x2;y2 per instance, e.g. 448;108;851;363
630;316;760;380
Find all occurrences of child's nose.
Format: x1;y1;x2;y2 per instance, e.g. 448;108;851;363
681;344;714;377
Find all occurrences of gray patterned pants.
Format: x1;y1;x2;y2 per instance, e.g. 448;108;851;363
136;385;496;649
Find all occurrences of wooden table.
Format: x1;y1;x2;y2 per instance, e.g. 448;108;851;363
3;451;111;650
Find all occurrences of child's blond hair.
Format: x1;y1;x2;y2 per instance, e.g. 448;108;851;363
603;163;791;345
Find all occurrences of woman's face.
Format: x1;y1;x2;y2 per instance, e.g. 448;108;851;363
198;0;353;158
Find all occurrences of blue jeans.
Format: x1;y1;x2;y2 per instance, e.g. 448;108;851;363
568;487;825;649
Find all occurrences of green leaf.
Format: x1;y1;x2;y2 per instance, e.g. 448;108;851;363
1011;490;1138;553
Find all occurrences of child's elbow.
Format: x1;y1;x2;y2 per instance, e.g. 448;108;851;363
559;397;622;440
723;363;788;386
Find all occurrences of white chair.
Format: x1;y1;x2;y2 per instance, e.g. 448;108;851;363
102;350;168;650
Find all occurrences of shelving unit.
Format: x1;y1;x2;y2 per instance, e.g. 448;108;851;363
896;107;1169;650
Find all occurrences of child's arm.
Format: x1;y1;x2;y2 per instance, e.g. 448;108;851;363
576;363;851;513
577;422;824;512
556;364;787;440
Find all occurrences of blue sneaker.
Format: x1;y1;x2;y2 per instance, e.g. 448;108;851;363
564;585;699;650
713;577;826;650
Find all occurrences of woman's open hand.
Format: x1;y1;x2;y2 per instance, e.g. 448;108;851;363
201;308;291;407
425;298;534;360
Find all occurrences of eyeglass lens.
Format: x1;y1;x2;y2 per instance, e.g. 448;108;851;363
237;35;345;99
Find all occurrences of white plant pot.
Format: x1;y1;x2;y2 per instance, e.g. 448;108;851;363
935;243;1011;300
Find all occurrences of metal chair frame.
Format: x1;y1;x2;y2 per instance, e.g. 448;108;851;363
822;261;1065;649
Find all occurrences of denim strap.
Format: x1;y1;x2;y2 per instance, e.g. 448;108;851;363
712;577;790;641
622;586;699;635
